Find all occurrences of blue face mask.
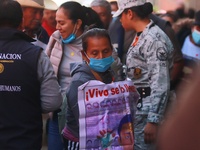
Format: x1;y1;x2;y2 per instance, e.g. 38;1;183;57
192;29;200;45
62;34;76;44
62;23;77;44
89;56;114;72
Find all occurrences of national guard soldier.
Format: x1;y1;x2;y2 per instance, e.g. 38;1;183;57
113;0;174;149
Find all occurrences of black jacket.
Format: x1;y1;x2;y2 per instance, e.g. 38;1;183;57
0;28;43;150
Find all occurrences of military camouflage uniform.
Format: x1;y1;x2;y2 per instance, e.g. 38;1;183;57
126;20;174;150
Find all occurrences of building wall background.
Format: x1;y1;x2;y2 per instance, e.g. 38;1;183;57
52;0;200;11
148;0;200;11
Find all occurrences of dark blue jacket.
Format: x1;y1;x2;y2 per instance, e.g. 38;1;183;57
0;28;43;150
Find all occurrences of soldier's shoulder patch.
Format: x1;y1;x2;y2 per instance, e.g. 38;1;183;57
134;67;142;79
156;47;168;61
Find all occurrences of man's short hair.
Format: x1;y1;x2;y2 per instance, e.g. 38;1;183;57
0;0;23;28
90;0;111;14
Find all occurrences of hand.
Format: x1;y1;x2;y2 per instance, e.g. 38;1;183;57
97;129;116;148
97;129;116;139
144;122;158;144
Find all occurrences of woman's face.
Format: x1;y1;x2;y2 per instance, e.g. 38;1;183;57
56;8;76;39
86;37;112;59
120;11;132;31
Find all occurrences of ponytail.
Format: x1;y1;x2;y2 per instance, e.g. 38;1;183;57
142;2;153;16
125;2;153;19
59;2;104;31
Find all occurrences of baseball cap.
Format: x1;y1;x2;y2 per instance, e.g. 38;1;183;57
194;10;200;26
113;0;146;17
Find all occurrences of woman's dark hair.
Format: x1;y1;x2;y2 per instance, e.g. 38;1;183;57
0;0;23;28
124;2;153;19
82;28;112;52
59;1;104;30
118;114;132;135
82;6;104;29
60;2;84;27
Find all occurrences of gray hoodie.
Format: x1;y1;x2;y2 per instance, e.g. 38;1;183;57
65;62;113;139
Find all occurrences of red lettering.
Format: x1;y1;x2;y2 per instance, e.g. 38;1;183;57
119;85;125;93
88;88;109;99
129;86;136;92
86;92;88;101
124;84;136;92
98;90;104;97
124;84;129;92
111;88;115;95
104;90;109;96
115;87;119;94
88;89;95;98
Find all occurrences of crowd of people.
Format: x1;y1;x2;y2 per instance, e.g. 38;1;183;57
0;0;200;149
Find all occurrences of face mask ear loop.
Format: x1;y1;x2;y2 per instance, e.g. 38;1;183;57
84;51;90;60
84;52;90;65
81;51;90;65
72;22;78;35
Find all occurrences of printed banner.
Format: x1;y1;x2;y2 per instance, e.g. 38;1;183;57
78;80;139;150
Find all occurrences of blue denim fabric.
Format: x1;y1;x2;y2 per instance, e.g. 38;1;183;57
48;115;64;150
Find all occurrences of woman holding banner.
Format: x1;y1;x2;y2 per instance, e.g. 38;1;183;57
62;28;129;150
62;28;114;149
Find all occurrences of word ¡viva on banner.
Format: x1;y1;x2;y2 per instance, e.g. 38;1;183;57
85;84;136;101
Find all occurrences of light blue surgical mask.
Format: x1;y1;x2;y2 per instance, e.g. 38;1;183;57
89;56;114;72
192;29;200;45
62;23;77;44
